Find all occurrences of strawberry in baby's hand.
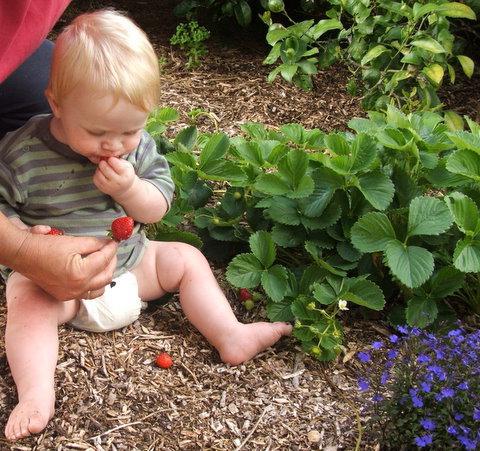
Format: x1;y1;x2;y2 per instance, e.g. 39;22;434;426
47;227;64;236
155;352;173;369
109;216;134;241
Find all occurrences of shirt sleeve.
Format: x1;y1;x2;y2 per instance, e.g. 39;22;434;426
0;153;25;218
133;132;175;208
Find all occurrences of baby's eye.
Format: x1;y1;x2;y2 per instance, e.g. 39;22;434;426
123;130;140;136
87;130;105;137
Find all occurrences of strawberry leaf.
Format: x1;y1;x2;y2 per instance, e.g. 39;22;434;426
342;278;385;311
226;253;264;288
445;192;480;236
198;133;230;169
261;265;288;302
406;297;438;328
446;149;480;182
266;299;295;322
351;212;396;253
355;170;395;210
407;196;453;237
385;241;434;288
453;238;480;272
249;231;276;268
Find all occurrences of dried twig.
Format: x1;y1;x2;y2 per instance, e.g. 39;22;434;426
234;405;270;451
88;408;173;441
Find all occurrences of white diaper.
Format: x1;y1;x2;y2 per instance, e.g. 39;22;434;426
68;271;146;333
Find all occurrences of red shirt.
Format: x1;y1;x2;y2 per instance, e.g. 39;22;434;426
0;0;71;83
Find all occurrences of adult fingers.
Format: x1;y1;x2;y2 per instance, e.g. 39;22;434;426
75;241;117;299
73;236;114;256
82;240;117;275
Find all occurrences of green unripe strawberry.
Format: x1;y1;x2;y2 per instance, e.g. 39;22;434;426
306;302;316;310
244;299;255;310
212;217;221;225
310;346;321;356
233;191;242;200
268;0;284;13
252;292;263;302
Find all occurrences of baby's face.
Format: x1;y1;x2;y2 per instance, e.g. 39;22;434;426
50;85;149;164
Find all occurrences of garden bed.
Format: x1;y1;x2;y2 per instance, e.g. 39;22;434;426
1;1;479;449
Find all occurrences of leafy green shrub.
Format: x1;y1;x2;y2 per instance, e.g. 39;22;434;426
147;106;480;360
261;0;477;111
170;20;211;68
173;0;253;28
357;325;480;449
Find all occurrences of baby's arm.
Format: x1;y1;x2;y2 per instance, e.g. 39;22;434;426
112;169;169;223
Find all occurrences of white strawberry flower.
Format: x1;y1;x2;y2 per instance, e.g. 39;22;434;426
338;299;349;311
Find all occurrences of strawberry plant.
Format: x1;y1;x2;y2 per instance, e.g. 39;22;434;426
149;105;480;360
260;0;477;111
170;20;211;69
174;0;253;28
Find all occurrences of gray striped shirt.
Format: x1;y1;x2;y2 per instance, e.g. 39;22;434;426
0;114;175;278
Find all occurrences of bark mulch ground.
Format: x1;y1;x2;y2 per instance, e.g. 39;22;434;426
1;2;479;450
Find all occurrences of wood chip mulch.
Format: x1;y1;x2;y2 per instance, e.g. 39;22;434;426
1;2;479;449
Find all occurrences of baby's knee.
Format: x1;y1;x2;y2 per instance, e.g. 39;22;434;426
174;242;205;261
158;242;207;291
6;273;43;310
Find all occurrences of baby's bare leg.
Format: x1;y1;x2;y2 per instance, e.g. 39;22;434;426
133;241;292;365
4;272;79;441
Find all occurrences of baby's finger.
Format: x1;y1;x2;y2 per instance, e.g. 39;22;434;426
97;160;115;178
30;225;53;235
108;156;131;174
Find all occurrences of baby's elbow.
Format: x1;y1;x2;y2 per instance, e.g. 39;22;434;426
144;204;169;225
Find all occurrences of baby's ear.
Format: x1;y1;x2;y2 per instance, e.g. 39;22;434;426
45;89;61;117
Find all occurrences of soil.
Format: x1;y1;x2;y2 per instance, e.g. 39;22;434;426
1;1;479;450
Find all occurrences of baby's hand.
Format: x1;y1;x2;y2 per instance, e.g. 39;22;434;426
30;225;57;235
93;157;136;197
9;217;59;235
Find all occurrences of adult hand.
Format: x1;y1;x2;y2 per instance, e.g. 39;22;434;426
10;231;117;301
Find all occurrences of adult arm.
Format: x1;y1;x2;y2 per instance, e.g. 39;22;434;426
0;212;118;301
0;0;71;83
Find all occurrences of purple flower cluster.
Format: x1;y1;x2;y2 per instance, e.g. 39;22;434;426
357;325;480;449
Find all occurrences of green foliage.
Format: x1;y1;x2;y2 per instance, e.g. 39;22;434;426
174;0;253;28
260;0;477;111
149;105;480;360
170;21;211;68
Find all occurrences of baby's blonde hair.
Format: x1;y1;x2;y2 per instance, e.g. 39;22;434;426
48;9;160;112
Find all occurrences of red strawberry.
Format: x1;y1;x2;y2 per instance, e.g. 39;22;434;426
110;216;134;241
48;227;64;235
239;288;252;301
155;352;173;369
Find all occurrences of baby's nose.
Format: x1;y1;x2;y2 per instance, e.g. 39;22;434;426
102;139;122;152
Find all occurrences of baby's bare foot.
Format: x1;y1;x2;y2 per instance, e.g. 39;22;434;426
218;321;292;366
5;392;55;441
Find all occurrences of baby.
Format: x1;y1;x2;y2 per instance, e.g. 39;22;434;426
0;10;291;441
